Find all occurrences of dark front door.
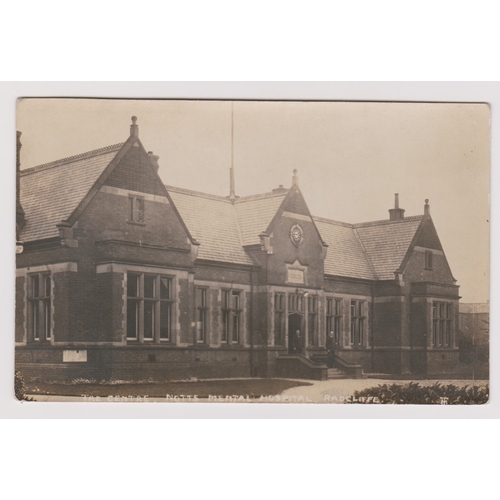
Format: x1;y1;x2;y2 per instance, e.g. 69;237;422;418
288;313;303;355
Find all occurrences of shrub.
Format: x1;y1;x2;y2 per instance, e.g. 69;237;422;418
15;370;34;401
347;382;489;405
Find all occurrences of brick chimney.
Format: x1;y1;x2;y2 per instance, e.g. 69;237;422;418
147;151;160;172
16;131;25;235
389;193;405;221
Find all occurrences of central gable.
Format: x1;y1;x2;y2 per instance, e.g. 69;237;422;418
263;182;327;288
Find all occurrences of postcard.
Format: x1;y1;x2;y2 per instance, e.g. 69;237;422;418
15;98;490;404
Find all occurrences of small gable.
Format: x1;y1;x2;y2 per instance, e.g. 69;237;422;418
104;143;165;197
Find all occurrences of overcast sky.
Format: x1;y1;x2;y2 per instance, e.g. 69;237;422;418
17;98;490;303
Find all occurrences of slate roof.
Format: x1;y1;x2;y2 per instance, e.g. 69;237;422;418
19;144;123;242
354;216;423;280
234;192;287;246
313;217;376;280
166;187;254;265
19;141;425;280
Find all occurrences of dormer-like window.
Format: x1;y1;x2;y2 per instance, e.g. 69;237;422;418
425;251;433;270
128;195;145;224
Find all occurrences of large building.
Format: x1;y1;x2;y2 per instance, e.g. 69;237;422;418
15;117;461;381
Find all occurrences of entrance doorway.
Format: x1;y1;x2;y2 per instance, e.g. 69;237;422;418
288;313;303;355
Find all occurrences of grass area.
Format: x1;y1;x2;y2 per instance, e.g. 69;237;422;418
27;378;312;399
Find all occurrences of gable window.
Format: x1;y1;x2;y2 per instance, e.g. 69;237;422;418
221;290;243;344
274;292;286;346
196;287;208;343
28;273;51;342
128;195;145;223
127;273;173;342
326;298;342;344
425;251;433;270
350;300;365;347
308;295;318;347
432;302;452;347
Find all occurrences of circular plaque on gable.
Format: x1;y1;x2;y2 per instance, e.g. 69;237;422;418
290;224;304;246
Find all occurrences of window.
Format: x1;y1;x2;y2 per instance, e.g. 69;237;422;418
308;295;318;346
326;298;342;344
221;290;242;344
28;273;51;342
288;293;304;313
350;300;365;346
127;273;173;342
196;287;208;343
425;251;433;270
128;195;145;223
432;302;452;347
274;292;286;346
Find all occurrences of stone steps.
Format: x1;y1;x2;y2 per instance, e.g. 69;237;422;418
327;368;347;380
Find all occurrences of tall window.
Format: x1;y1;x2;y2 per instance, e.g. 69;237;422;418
326;298;342;344
425;251;433;270
221;290;242;344
432;302;452;347
308;295;318;346
274;292;286;346
288;293;304;313
127;273;173;342
28;273;51;342
350;300;365;346
129;195;145;223
196;287;208;343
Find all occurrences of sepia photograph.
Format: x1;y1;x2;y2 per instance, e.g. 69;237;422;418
14;98;490;404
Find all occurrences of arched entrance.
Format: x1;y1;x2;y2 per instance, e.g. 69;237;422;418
288;313;304;355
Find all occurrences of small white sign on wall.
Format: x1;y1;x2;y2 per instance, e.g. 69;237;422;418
287;269;304;284
63;350;87;362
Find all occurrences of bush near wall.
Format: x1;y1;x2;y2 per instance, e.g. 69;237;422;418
347;382;489;405
15;370;33;401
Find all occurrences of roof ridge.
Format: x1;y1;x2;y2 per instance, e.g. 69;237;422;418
354;215;423;228
166;185;232;202
235;190;289;203
313;215;354;228
21;143;124;175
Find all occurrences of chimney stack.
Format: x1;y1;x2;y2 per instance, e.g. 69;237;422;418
147;151;160;172
130;116;139;137
424;199;430;216
389;193;405;221
292;169;299;186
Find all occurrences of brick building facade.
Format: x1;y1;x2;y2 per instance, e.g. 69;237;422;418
15;118;461;381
